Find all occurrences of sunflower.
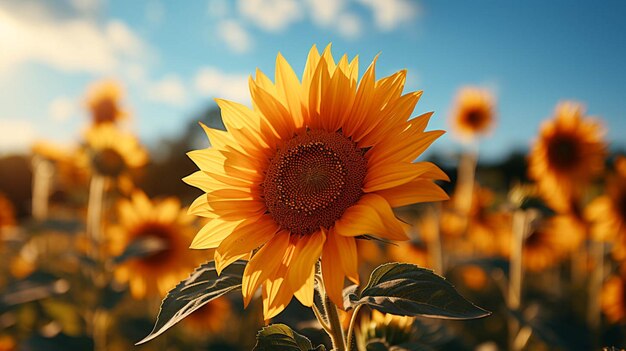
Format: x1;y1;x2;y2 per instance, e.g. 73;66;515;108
184;45;448;320
108;191;204;299
441;183;511;256
0;335;16;351
586;157;626;241
519;217;569;272
355;310;415;351
450;87;495;139
86;80;126;125
459;264;488;291
32;141;89;196
82;124;148;179
601;274;626;324
387;240;430;268
0;193;16;231
528;102;606;213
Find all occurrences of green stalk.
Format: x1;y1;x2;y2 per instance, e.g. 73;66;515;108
345;304;363;351
323;295;346;351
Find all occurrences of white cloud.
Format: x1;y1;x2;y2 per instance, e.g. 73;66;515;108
0;119;37;153
356;0;419;31
146;0;165;24
69;0;102;15
125;64;148;85
217;20;252;53
336;12;362;38
194;67;250;103
147;75;187;106
207;0;229;18
306;0;344;26
49;97;77;122
106;20;147;58
237;0;302;32
0;4;151;74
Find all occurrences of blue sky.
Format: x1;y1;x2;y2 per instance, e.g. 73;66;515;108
1;0;625;161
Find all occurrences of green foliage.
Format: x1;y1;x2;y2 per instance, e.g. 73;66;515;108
136;260;246;345
364;339;434;351
112;236;169;264
349;263;490;320
253;324;326;351
0;272;68;313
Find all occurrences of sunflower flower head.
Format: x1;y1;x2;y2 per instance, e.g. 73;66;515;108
528;101;607;213
108;191;204;299
521;216;570;272
86;79;126;125
0;193;16;231
184;45;448;320
82;124;148;179
0;334;16;351
450;86;496;140
586;156;626;260
601;274;626;324
355;310;415;351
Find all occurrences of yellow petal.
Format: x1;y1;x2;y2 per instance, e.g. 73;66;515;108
215;216;278;273
286;231;326;306
343;55;378;139
249;78;296;140
275;52;304;128
293;266;315;307
363;162;429;193
321;229;347;308
334;193;408;241
241;232;290;307
188;194;215;218
189;219;241;249
376;179;449;208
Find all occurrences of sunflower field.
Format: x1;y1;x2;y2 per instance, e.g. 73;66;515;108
1;1;625;350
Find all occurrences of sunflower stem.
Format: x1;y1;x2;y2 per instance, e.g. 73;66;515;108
86;175;106;259
508;209;529;351
323;294;346;351
587;237;604;346
345;304;363;351
31;156;54;221
455;147;478;239
429;203;444;274
312;302;333;335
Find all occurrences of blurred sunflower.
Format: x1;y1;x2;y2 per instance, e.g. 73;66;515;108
442;183;511;256
0;193;16;231
184;45;448;319
459;265;488;291
0;335;16;351
520;217;569;272
86;80;126;125
183;297;232;334
82;124;148;179
108;191;204;299
355;310;415;351
387;240;430;268
586;157;626;243
32;141;89;194
528;102;606;213
450;87;495;139
601;274;626;324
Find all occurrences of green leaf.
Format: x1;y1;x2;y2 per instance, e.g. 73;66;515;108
253;324;326;351
113;236;169;264
136;260;245;345
353;263;490;320
366;339;391;351
0;272;68;313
